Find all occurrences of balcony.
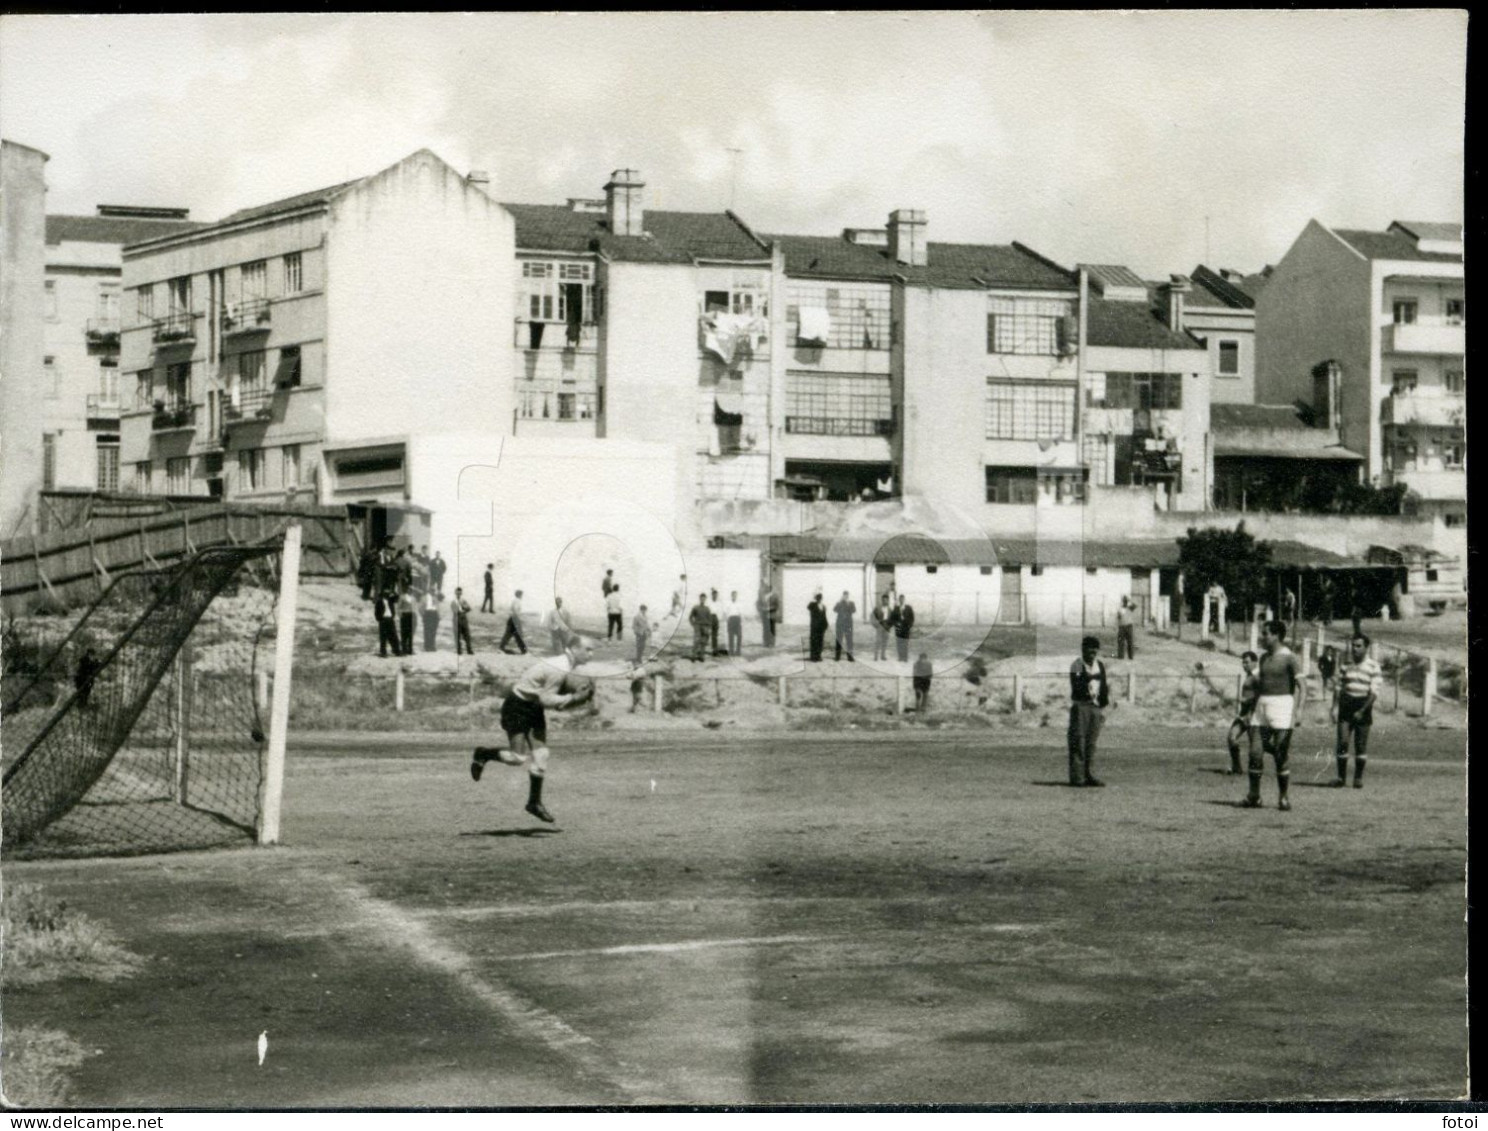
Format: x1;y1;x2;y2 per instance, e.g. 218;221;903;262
85;393;121;424
85;317;121;346
152;312;196;345
785;416;895;437
152;401;196;432
515;319;598;351
1383;319;1465;356
223;386;274;426
1382;388;1465;429
515;382;600;425
223;297;272;336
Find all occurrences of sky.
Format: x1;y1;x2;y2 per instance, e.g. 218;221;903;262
0;11;1467;278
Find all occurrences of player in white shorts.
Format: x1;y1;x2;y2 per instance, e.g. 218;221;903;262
1242;620;1305;812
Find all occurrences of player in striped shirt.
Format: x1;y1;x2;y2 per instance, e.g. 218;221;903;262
1331;633;1382;789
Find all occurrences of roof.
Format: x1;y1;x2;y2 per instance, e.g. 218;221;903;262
1211;404;1311;431
46;214;203;246
219;179;363;226
1213;443;1365;462
772;233;1074;291
1331;227;1462;264
766;534;1180;569
1085;295;1204;351
1187;265;1256;310
505;203;769;264
1390;221;1462;243
1263;541;1366;569
1082;264;1147;292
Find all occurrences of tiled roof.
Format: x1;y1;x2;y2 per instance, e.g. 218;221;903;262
1263;541;1362;569
46;214;203;247
772;233;1074;290
1390;220;1462;243
1332;227;1462;264
766;534;1180;569
505;203;769;263
1085;296;1203;351
1082;264;1147;292
1211;404;1311;430
219;179;363;226
1213;440;1365;461
1188;265;1256;310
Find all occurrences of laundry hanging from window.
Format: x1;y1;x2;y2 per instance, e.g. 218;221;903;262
701;312;768;365
796;306;831;346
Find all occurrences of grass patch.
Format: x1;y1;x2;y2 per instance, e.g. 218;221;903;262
0;1026;90;1108
1;883;145;987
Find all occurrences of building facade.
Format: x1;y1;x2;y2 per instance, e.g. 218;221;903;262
1;139;50;539
1182;265;1258;405
1255;219;1464;526
42;207;199;495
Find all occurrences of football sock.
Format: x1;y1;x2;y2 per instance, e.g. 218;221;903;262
1354;757;1365;784
527;774;544;807
1247;772;1261;800
1335;755;1348;782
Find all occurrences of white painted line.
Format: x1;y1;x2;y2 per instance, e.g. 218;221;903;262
425;894;1051;923
497;933;830;963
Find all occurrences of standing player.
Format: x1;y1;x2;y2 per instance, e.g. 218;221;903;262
1331;632;1381;788
1242;620;1305;811
1068;636;1113;787
1225;650;1260;775
470;636;596;823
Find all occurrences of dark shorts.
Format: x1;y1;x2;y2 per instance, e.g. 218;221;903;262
913;676;931;692
1338;695;1374;728
500;694;546;744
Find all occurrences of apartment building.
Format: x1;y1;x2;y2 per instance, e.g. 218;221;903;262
119;149;514;528
1255;219;1464;526
1181;265;1258;405
1;139;49;539
41;207;200;495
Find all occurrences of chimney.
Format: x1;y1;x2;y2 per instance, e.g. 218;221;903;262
1161;274;1191;331
887;209;927;267
1311;360;1343;434
466;170;490;188
605;168;645;237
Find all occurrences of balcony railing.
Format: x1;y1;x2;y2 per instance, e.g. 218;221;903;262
1383;320;1465;356
224;386;274;425
152;311;196;345
515;319;598;351
516;384;600;422
85;317;121;345
223;297;272;335
151;402;196;431
1382;389;1465;429
785;416;895;437
85;393;121;419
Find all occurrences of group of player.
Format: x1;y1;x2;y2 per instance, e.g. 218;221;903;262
1224;620;1383;810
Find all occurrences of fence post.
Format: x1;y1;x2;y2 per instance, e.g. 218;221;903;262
777;675;787;707
1234;672;1244;709
653;673;664;713
1299;639;1311;677
1013;674;1024;713
395;668;405;712
1315;621;1325;653
1128;670;1137;705
897;676;909;714
1392;653;1402;713
1423;657;1438;717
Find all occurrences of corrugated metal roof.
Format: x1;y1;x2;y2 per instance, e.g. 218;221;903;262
1187;265;1256;310
1390;220;1462;243
47;214;203;247
1082;264;1147;292
506;203;768;263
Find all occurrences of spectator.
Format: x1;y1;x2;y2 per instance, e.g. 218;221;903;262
602;569;616;597
726;591;744;656
376;591;400;658
1116;597;1137;659
633;604;655;666
689;594;711;662
758;582;778;648
500;590;528;655
482;564;495;613
912;653;933;711
398;589;417;656
422;588;442;652
428;551;447;595
709;589;724;656
606;584;625;641
833;590;856;662
546;597;573;654
1068;635;1113;787
893;594;915;662
451;588;474;656
807;592;828;662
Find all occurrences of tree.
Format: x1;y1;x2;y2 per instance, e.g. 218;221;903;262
1176;522;1273;620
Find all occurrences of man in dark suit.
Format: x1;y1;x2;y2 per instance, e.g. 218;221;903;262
894;594;915;662
807;592;828;662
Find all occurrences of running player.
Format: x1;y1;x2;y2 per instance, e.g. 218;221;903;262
469;635;596;823
1225;650;1259;775
1331;632;1381;788
1242;621;1305;811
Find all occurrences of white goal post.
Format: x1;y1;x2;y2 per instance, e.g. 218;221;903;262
257;522;301;845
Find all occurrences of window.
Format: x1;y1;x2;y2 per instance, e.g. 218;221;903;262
240;260;267;300
98;358;119;403
282;444;301;489
166;456;190;495
521;260;595;325
1391;369;1419;394
1445;298;1464;325
987;296;1073;355
237;349;267;394
1443;442;1464;469
1086;567;1099;575
702;277;767;317
785;372;893;436
238;449;264;493
1086;372;1183;410
985;466;1039;504
926;565;939;575
1392;298;1418;324
1444;370;1464;394
164;361;192;407
44;280;58;320
1031;564;1045;577
283;252;303;294
43;356;58;399
96;437;120;492
276;346;302;389
135;460;152;493
168;276;192;314
1216;340;1240;376
556;392;576;420
980;566;994;576
97;283;120;320
985;381;1076;440
137;286;154;323
1444;513;1465;528
135;370;154;410
1425;569;1440;583
42;434;56;490
786;282;891;350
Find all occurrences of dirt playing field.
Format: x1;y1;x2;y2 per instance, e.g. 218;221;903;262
2;725;1468;1106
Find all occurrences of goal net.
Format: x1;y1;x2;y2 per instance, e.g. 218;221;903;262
2;543;289;859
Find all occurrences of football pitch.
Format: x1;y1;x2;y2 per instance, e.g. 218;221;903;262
4;726;1468;1106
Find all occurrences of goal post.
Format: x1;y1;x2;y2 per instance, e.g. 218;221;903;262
257;522;301;846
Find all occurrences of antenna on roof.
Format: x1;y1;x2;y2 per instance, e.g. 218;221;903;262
726;147;744;211
1205;215;1211;265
